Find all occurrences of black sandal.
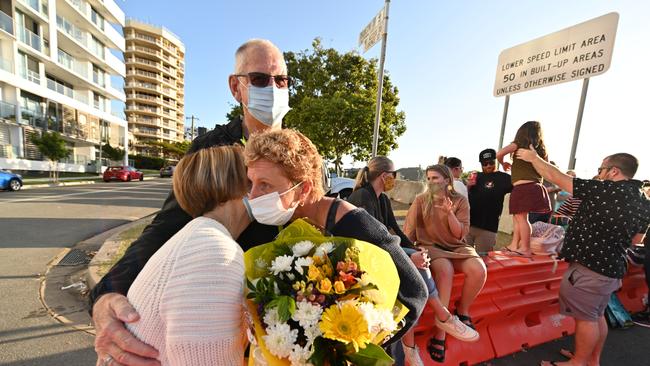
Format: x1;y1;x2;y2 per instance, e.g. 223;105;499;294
456;311;476;330
427;337;446;363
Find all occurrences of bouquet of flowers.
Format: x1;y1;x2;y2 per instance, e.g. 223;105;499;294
244;219;407;366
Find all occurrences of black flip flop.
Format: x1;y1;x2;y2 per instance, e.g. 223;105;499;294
456;312;476;330
427;337;446;363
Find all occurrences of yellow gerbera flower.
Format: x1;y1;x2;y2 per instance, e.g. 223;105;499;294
319;302;371;352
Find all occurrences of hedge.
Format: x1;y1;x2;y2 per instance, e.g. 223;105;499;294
128;155;166;170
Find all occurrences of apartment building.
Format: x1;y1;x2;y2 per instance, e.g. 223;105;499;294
0;0;128;173
123;19;184;157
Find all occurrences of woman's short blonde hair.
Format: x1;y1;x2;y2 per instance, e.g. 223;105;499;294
245;129;324;203
173;145;248;218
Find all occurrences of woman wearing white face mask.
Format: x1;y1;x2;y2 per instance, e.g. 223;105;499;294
243;128;428;350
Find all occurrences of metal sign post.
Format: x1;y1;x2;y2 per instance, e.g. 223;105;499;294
569;78;589;169
371;0;390;157
359;1;390;158
498;95;510;151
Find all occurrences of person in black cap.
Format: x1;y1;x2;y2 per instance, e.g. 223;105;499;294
466;148;513;253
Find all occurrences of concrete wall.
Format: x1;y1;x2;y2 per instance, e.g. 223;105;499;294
388;179;514;234
0;157;88;173
385;179;426;205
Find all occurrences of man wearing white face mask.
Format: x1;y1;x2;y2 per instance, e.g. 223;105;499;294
90;39;291;366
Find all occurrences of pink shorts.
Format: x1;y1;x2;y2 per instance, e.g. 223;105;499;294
509;182;551;214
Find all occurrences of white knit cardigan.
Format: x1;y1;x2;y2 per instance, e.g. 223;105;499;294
127;216;246;365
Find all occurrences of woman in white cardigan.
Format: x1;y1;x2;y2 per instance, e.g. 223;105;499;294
126;145;250;365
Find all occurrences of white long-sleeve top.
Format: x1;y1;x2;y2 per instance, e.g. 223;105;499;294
127;216;245;365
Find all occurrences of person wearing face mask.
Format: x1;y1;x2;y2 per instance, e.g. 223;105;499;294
403;164;487;363
91;39;291;366
125;146;250;366
243;128;429;353
347;157;480;365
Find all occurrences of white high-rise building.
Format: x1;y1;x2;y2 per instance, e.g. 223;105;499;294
0;0;127;173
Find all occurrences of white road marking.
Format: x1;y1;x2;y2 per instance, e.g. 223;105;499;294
1;182;171;204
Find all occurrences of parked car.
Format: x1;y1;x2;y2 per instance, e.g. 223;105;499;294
103;166;144;182
160;165;175;178
327;172;355;200
0;169;23;191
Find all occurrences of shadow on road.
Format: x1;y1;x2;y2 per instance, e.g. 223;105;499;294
0;218;129;248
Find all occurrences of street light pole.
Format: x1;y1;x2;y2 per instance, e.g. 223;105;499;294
185;115;199;141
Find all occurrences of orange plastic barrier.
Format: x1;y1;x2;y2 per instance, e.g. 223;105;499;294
616;265;648;313
412;251;644;365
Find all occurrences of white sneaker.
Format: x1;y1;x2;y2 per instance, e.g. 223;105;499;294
436;315;480;342
402;342;425;366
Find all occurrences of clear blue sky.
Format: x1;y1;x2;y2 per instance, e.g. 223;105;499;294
119;0;649;179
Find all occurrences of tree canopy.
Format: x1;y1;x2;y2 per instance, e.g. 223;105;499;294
101;143;124;162
31;131;71;181
145;140;190;160
228;38;406;170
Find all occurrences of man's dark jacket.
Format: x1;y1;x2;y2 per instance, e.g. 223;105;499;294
89;117;277;306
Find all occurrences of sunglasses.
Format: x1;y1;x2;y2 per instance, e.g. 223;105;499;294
597;166;614;174
385;171;397;178
481;161;496;167
235;72;290;88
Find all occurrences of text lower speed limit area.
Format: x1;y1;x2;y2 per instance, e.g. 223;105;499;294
493;12;618;97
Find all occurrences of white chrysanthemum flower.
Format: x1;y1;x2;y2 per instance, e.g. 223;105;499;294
286;273;295;281
263;323;298;358
292;241;314;257
263;307;281;327
314;242;334;257
270;255;294;275
289;344;314;366
294;256;314;275
375;307;397;333
357;302;398;334
303;324;322;346
292;300;323;329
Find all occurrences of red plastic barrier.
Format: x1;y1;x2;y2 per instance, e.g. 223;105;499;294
617;265;648;313
415;324;495;366
488;300;575;358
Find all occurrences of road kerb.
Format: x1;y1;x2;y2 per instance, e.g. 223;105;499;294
22;176;157;190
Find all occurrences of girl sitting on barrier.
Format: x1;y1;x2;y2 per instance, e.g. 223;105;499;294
348;157;479;366
404;164;487;363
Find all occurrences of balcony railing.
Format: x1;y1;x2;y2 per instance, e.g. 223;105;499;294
134;33;158;44
19;66;40;84
21;109;47;129
58;50;89;79
132;93;158;102
18;27;43;52
57;15;88;48
0;10;13;35
68;0;89;16
19;0;47;16
47;78;74;98
125;81;159;91
0;100;17;122
127;46;159;57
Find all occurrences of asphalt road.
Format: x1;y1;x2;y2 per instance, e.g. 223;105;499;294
0;179;172;365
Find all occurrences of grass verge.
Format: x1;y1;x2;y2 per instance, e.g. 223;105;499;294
96;219;152;277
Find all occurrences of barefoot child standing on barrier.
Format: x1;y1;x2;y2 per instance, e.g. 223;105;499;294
497;121;552;257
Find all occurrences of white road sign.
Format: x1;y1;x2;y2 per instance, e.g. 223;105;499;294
359;6;386;53
493;12;619;97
